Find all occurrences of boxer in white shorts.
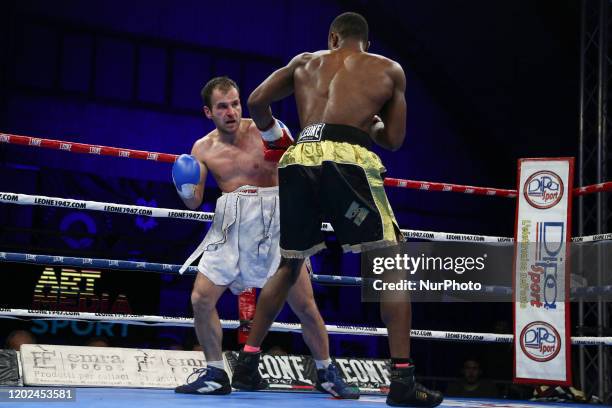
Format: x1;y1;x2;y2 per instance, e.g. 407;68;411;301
180;185;281;295
172;76;357;399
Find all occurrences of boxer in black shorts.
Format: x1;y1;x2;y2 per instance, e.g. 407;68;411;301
232;12;443;407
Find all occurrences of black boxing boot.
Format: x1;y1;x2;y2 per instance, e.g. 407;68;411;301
386;363;443;407
230;350;268;391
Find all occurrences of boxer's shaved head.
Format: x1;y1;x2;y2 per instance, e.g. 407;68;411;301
329;12;369;44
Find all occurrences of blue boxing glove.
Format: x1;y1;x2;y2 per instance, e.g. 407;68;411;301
172;154;200;199
260;118;294;162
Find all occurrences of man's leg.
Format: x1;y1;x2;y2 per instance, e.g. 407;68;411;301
175;272;231;395
376;238;443;407
287;262;360;399
286;262;328;361
191;273;227;362
231;257;303;391
380;238;411;358
380;300;411;358
245;256;304;348
368;236;412;360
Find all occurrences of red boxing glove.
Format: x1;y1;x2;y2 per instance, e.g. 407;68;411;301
263;148;286;162
260;118;294;162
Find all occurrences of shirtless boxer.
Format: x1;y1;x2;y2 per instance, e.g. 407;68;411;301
173;76;358;398
231;13;443;407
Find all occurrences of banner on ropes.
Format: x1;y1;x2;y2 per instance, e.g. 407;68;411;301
330;357;391;393
224;351;316;392
20;344;205;388
513;158;573;385
224;352;390;394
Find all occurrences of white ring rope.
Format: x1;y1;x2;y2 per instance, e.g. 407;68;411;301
1;193;610;347
0;308;610;346
0;192;213;221
1;191;608;243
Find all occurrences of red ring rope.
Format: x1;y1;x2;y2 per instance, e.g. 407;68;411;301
0;133;177;163
2;132;610;197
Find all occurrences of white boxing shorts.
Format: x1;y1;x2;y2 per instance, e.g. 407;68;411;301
179;185;280;294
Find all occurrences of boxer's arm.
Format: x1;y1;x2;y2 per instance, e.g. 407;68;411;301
371;61;406;151
258;119;294;162
174;141;208;210
248;53;309;130
187;141;208;210
183;158;207;210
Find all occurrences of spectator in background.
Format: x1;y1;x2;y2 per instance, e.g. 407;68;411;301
85;336;110;347
266;345;288;356
446;358;498;398
167;342;184;351
5;330;36;351
486;320;512;380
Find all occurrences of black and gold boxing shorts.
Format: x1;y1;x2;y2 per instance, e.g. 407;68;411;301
278;123;401;258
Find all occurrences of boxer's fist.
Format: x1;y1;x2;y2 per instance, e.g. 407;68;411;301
260;118;294;162
369;115;384;138
172;154;200;199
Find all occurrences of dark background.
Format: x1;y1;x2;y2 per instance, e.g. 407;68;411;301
0;0;582;391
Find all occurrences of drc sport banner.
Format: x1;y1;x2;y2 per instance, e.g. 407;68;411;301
513;158;573;385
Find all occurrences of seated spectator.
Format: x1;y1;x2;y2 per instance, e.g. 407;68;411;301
5;330;36;351
85;336;110;347
266;345;288;356
447;358;498;398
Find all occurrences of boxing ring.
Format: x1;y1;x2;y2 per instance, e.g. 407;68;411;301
0;132;611;407
4;387;608;408
8;389;382;408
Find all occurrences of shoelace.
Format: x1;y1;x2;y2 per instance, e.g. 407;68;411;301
186;367;209;384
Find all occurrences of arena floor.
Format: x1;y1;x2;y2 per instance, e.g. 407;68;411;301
4;387;609;408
